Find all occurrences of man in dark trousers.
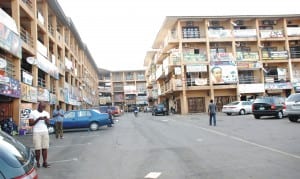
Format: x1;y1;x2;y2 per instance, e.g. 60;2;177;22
53;105;64;139
208;99;217;126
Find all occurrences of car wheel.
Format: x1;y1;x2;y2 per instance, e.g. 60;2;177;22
226;113;232;116
289;116;298;122
239;109;245;115
48;126;55;134
89;122;99;131
254;115;260;119
277;111;283;119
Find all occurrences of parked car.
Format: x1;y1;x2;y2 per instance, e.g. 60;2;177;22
48;109;113;133
222;101;253;115
152;104;169;116
99;106;121;117
285;93;300;122
252;96;286;119
144;106;153;113
0;130;38;179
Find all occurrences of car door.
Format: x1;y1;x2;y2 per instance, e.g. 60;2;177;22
77;110;93;128
93;110;110;126
243;101;252;113
63;111;77;129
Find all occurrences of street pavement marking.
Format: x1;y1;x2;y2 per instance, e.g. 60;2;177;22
199;127;228;137
50;158;78;164
51;142;91;149
144;172;162;178
230;136;300;159
198;126;300;160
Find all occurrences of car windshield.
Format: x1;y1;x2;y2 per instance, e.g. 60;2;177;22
228;101;240;105
287;94;300;102
254;98;272;103
0;131;29;167
92;109;101;114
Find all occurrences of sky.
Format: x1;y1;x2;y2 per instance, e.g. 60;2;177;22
57;0;299;71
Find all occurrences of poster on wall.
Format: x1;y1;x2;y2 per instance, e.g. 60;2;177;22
210;62;238;84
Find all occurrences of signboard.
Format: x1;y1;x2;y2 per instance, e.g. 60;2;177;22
210;62;238;84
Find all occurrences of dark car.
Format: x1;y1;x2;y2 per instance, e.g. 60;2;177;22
48;109;113;133
152;104;169;116
252;96;286;119
0;130;38;179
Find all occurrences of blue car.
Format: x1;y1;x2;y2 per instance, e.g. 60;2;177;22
48;109;113;133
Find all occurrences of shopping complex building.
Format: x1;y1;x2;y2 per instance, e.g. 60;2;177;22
0;1;99;130
98;69;148;112
144;15;300;114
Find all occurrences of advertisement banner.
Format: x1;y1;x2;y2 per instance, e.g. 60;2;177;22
0;22;22;58
0;77;20;98
210;63;238;84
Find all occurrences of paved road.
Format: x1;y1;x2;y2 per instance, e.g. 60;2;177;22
16;112;300;179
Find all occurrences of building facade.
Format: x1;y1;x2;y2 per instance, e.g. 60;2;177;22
145;15;300;115
104;70;148;111
0;0;99;132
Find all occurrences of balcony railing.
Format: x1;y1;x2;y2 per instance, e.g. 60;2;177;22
262;51;289;60
233;29;257;38
287;27;300;37
21;0;33;10
239;76;259;84
264;75;290;83
20;27;34;48
208;29;232;38
260;29;284;38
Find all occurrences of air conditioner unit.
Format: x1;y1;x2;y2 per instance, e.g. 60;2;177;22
262;20;277;25
235;20;244;25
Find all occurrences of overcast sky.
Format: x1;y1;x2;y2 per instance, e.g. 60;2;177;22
57;0;298;71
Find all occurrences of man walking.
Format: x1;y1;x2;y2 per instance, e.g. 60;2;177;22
208;99;217;126
53;105;64;139
29;102;51;168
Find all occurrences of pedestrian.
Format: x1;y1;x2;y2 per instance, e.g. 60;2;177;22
28;102;51;168
53;105;64;139
208;99;217;126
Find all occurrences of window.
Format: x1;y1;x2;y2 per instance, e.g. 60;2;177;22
78;110;92;117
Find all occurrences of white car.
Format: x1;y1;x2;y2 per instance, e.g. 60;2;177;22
222;101;253;115
285;93;300;122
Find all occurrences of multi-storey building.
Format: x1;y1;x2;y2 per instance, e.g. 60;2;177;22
109;70;147;111
145;15;300;115
0;1;99;131
98;68;112;106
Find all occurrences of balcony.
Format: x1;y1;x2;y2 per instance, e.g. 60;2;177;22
20;27;34;48
287;27;300;37
208;29;233;39
186;78;209;87
238;76;259;84
183;53;207;63
262;51;289;60
21;0;33;11
260;29;284;39
264;75;290;83
233;29;257;38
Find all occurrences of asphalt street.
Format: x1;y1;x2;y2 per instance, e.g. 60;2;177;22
15;112;300;179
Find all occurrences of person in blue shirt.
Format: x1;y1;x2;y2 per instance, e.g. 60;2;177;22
208;99;217;126
53;105;64;139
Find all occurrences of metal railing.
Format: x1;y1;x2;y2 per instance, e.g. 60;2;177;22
20;27;34;48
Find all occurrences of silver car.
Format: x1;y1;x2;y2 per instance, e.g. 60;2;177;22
222;101;253;115
285;93;300;122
